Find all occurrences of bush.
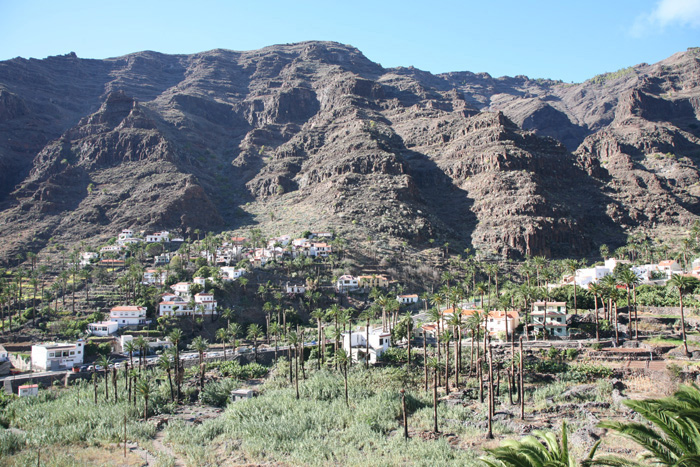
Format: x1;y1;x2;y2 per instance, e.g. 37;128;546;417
199;379;239;407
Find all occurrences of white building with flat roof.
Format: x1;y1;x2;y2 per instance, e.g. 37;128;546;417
87;321;119;336
109;306;150;328
31;340;84;371
342;326;391;364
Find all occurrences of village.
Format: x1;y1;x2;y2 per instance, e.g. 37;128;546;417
2;226;700;465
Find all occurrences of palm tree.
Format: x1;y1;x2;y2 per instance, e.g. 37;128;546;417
169;329;183;402
216;328;228;361
135;378;152;421
335;348;351;407
221;307;236;328
427;357;442;433
97;354;112;401
247;323;263;363
269;322;282;363
158;353;175;402
188;336;209;389
563;259;579;314
482;421;599;467
288;330;301;399
475;282;488;308
228;323;241;361
427;306;443;363
668;275;699;356
588;283;603;341
594;383;700;466
447;312;462;387
617;268;641;339
133;336;148;373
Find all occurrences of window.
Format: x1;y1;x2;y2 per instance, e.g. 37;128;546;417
48;352;54;357
69;351;75;356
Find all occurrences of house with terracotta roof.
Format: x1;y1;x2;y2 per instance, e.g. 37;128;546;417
159;295;192;316
486;310;520;338
357;275;389;289
658;259;682;278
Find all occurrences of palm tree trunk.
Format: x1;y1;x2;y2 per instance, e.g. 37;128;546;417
423;330;428;392
433;366;439;433
487;344;494;439
519;338;524;420
680;294;689;356
594;294;600;341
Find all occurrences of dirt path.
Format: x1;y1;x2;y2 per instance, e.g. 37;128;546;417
152;430;186;467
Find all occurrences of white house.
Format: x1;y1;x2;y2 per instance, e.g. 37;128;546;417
87;321;119;337
79;252;99;267
194;293;217;314
31;340;84;371
220;267;246;280
119;229;134;241
531;302;568;338
193;276;207;287
159;295;192;316
172;282;192;298
336;274;359;293
146;231;170;243
100;245;124;254
109;306;150;328
397;294;419;304
286;283;306;294
119;335;173;354
342;326;391;364
142;269;168;285
486;310;520;338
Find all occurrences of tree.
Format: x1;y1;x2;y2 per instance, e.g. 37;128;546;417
216;328;229;362
588;283;603;342
427;357;442;433
288;330;301;399
135;378;152;421
228;323;241;361
169;329;183;402
335;348;350;407
247;323;263;363
188;335;209;389
97;354;112;401
158;353;175;402
482;421;599;467
594;383;700;466
617;268;641;339
668;275;699;356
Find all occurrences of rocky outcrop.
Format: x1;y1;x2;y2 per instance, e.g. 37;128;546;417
0;42;698;261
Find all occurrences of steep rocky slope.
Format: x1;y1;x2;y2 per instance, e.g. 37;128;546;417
0;42;698;262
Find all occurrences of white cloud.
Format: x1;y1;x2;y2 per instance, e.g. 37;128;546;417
631;0;700;36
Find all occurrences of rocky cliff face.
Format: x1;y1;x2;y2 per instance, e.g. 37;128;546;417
0;43;698;261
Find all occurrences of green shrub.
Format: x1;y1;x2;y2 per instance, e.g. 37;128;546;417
199;379;239;407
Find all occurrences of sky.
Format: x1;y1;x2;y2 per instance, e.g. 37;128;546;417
0;0;698;83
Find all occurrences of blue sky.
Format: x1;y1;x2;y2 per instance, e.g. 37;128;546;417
0;0;698;83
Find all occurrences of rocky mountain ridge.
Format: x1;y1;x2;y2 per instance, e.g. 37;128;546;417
0;42;699;262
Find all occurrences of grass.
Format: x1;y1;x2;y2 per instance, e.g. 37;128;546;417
163;366;482;466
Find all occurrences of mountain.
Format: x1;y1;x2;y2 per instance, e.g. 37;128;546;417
0;42;699;262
